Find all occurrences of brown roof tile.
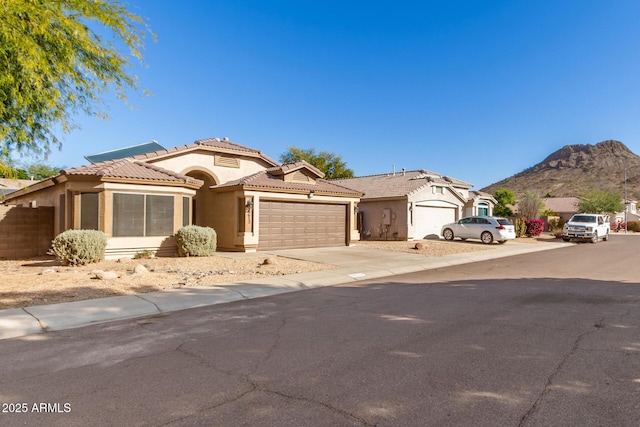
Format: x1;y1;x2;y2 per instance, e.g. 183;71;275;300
332;170;472;199
129;137;279;166
212;163;361;196
63;159;204;186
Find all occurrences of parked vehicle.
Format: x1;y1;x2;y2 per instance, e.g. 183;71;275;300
562;213;610;243
441;216;516;244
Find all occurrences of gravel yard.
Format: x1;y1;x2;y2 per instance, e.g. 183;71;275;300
0;236;554;310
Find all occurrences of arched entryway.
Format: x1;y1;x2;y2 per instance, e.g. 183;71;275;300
184;170;218;227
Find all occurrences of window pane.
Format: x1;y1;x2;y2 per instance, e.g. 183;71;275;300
182;197;190;227
80;193;99;230
113;194;144;237
146;195;174;236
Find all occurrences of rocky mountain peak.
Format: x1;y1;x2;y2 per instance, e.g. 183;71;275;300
481;140;640;199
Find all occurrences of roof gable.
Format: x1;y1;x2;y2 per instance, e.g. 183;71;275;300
130;137;279;167
332;169;473;199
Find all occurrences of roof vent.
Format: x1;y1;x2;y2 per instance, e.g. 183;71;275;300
222;137;229;141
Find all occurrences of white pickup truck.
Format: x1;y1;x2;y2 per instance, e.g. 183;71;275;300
562;213;610;243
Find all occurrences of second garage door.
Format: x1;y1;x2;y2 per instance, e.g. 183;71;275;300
413;206;457;239
259;201;347;250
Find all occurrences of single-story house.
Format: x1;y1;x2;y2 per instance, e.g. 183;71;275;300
541;197;579;221
3;138;362;258
333;169;496;240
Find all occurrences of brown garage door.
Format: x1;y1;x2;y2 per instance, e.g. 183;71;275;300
259;201;347;250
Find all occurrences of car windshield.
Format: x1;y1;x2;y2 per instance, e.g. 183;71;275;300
497;219;512;226
571;215;597;223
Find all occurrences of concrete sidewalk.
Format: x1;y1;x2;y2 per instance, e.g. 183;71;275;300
0;240;572;340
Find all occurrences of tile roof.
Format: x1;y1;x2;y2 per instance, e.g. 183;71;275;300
212;162;362;196
332;170;473;199
130;137;279;166
542;197;579;213
62;159;204;186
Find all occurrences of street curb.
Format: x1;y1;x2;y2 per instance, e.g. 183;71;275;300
0;241;573;340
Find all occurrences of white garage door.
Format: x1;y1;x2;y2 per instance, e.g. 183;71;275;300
413;206;457;239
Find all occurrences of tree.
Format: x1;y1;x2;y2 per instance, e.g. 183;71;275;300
578;189;623;213
279;147;355;179
0;0;152;161
10;162;65;180
518;191;544;220
493;188;515;217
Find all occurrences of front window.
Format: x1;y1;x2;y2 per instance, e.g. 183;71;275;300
571;215;596;223
80;192;99;230
113;193;174;237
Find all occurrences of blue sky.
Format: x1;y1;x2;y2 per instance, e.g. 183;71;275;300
33;1;640;189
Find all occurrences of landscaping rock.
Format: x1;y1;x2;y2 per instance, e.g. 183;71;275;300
133;264;149;275
263;257;277;265
92;270;119;280
414;242;427;250
39;268;57;275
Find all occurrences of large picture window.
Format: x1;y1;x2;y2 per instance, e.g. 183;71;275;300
113;193;173;237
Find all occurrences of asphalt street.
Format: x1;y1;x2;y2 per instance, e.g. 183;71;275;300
1;235;639;426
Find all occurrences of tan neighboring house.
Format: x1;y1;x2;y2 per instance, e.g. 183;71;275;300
541;197;579;221
0;178;37;198
333;170;496;240
2;138;362;258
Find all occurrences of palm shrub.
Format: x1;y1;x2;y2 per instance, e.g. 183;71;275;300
49;230;107;266
176;225;217;256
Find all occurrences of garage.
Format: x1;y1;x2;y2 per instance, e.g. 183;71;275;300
259;201;347;250
413;204;457;239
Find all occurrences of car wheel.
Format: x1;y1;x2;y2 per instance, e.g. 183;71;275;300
603;231;609;241
443;228;454;241
590;231;598;244
481;231;494;244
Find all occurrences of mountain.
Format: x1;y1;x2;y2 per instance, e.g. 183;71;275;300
481;140;640;200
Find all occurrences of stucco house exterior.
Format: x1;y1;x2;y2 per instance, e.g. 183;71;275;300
333;169;496;240
3;138;362;258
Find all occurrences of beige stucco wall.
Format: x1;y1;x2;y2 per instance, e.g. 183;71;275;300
357;198;408;240
147;151;272;185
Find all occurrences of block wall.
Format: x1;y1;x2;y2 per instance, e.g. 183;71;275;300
0;206;55;259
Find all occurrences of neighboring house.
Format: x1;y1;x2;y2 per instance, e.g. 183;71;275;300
2;138;362;258
614;199;640;222
541;197;580;221
0;178;38;198
333;169;496;240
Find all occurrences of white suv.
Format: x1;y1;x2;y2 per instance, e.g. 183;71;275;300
562;214;610;243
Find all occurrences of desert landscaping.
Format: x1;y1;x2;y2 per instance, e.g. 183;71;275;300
0;238;514;310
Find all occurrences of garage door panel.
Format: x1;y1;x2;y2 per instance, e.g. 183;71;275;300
414;206;456;239
259;201;347;250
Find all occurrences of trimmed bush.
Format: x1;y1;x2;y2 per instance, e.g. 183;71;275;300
176;225;217;257
49;229;107;266
525;219;544;237
627;221;640;232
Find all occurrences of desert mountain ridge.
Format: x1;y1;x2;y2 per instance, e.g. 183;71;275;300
480;140;640;200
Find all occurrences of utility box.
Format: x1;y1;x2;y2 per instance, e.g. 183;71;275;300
382;208;391;225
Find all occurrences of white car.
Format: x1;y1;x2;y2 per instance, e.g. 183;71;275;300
562;213;610;243
441;216;516;244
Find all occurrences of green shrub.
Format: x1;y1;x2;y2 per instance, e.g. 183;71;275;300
514;219;527;238
133;250;155;259
49;229;107;266
176;225;217;257
627;221;640;232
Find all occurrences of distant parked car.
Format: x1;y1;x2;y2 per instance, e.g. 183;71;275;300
441;216;516;244
562;213;610;243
